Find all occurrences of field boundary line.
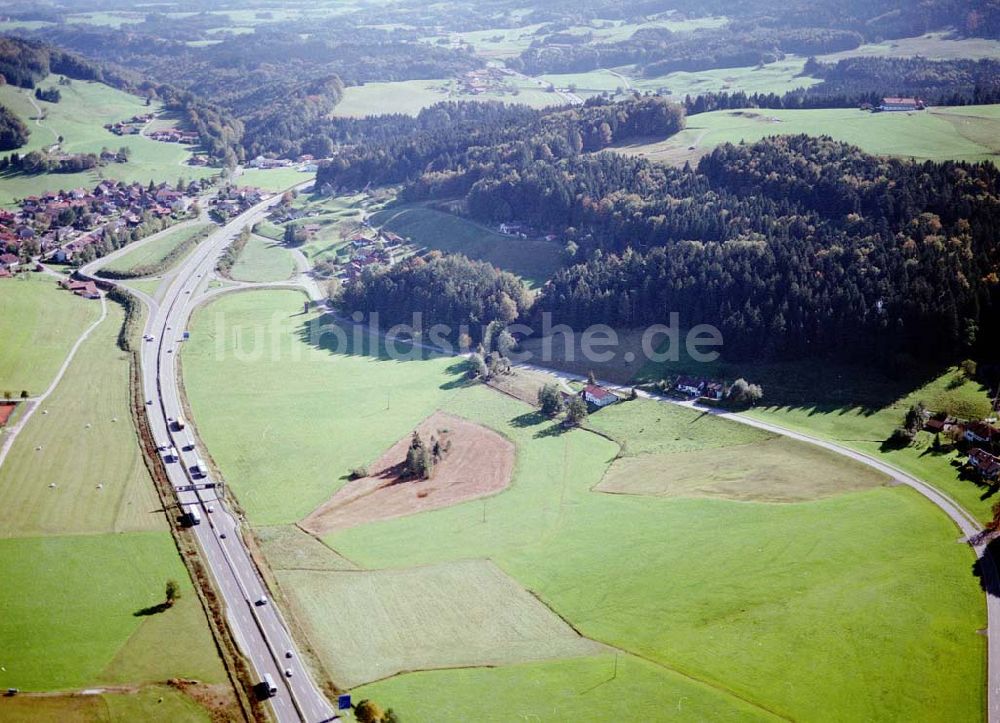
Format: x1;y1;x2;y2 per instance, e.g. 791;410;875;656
0;294;107;471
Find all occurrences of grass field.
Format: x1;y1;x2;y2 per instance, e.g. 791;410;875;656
229;234;296;282
99;223;213;276
237;167;314;192
0;531;225;691
598;435;889;502
355;654;772;722
0;301;162;537
820;31;1000;61
0;274;101;395
282;559;605;687
0;686;212;722
369;204;564;287
0;76;213;206
743;366;997;523
182;289;985;720
616;105;1000;166
333;77;560;118
541;57;819;101
123;277;164;298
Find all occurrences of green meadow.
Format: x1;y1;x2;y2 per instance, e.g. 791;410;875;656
229;234;296;282
0;77;213;206
333;77;559;118
237;167;313;192
99;223;213;277
182;289;984;721
0;274;100;395
369;204;564;287
617;105;1000;166
0;302;161;537
0;532;225;691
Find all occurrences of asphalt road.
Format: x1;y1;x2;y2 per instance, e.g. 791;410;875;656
521;362;1000;722
82;187;335;723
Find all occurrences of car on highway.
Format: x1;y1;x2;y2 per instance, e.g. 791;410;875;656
284;668;293;678
220;532;227;539
285;650;293;659
255;595;268;606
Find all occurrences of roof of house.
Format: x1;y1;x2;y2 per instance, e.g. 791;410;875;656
967;421;998;438
883;97;920;105
584;384;616;401
675;375;703;388
0;253;20;265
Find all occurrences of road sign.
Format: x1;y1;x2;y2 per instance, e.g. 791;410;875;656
337;694;352;710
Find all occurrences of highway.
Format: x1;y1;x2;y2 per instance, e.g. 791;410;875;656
82;188;335;723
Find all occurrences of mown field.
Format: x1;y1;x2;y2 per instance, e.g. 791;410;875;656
183;289;984;721
0;274;100;395
541;56;819;101
332;77;559;118
0;302;161;537
229;234;296;282
0;76;214;206
0;532;224;691
0;292;230;720
0;685;211;722
616;105;1000;166
820;31;1000;61
99;223;213;276
743;366;997;523
237;167;314;192
369;204;564;287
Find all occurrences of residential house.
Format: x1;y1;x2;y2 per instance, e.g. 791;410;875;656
583;384;619;408
965;421;999;445
675;376;704;396
968;448;1000;480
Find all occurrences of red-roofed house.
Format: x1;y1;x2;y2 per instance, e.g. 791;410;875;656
965;421;999;445
880;97;925;112
968;448;1000;480
583;384;619;408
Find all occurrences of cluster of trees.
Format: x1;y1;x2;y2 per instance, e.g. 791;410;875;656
316;96;684;192
515;25;864;76
509;0;1000;77
30;23;481;159
323;89;1000;366
537;383;588;425
803;57;1000;107
216;227;251;278
34;86;60;103
339;253;531;343
404;430;451;479
1;149;100;174
0;105;29;151
533;135;1000;363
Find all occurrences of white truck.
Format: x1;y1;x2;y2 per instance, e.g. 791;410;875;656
185;505;202;526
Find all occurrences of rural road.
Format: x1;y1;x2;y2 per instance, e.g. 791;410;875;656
80;183;336;723
519;362;1000;722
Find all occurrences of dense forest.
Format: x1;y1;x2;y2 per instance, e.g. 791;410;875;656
316;96;685;191
318;94;1000;366
341;254;532;342
0;105;29;151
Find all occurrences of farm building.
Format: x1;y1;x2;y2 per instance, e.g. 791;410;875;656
879;97;925;112
583;384;619;408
